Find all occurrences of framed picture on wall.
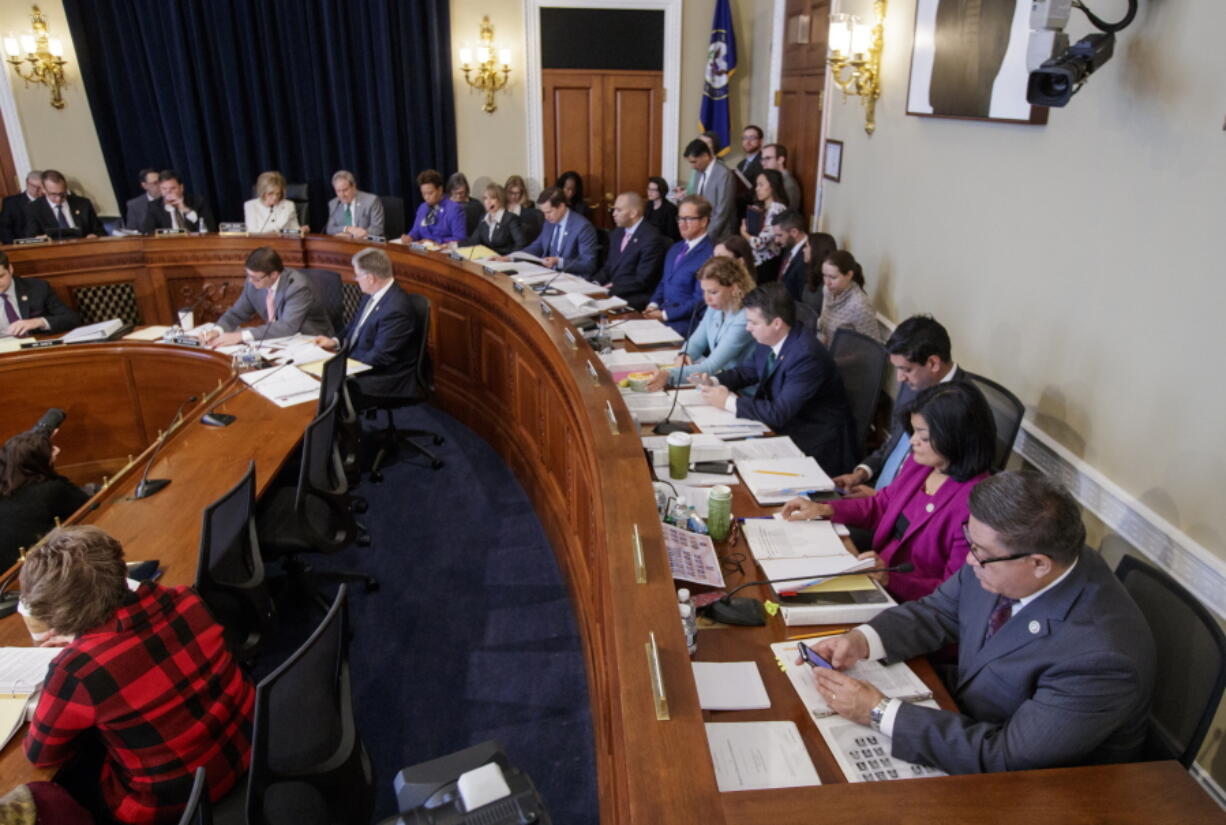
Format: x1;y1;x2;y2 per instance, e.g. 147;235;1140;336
906;0;1048;125
823;139;843;183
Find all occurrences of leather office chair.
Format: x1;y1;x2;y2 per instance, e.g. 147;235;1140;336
1115;553;1226;767
256;398;376;612
215;587;374;825
318;353;363;492
178;767;212;825
963;371;1024;472
365;293;444;480
829;328;888;459
285;183;309;228
297;268;346;338
195;460;275;661
380;196;406;239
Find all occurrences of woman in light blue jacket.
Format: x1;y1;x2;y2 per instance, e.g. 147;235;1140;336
648;256;757;391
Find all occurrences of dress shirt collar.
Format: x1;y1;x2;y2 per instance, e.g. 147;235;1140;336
770;332;789;359
684;236;704;253
1017;559;1078;611
365;277;394;309
941;363;960;383
485;208;506;228
624;218;643;239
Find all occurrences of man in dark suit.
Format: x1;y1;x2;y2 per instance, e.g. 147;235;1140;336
142;170;215;234
24;170;105;239
806;471;1155;774
0;250;81;336
594;192;666;309
201;247;334;347
699;283;857;474
124;169;161;232
643;195;715;337
0;170;42;245
509;187;599;277
736;124;764;185
833;315;971;494
772;209;810;302
314;247;419;404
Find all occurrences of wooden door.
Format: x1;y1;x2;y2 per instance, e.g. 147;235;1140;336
777;0;830;222
542;69;662;230
0;107;18;197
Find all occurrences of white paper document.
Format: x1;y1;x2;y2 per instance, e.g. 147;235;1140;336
729;436;805;461
0;647;61;694
704;722;821;792
756;556;873;588
641;433;731;467
741;519;852;561
769;640;933;721
736;457;836;503
685;404;769;437
816;703;947;782
547;274;609;296
544;292;627;320
123;326;173;341
692;661;771;711
622;392;690;425
619;319;684;346
240;365;320;407
661;523;725;588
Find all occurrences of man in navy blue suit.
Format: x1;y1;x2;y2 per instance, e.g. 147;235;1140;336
697;283;856;474
315;247;420;404
507;186;599;277
643;195;714;337
594;192;666;309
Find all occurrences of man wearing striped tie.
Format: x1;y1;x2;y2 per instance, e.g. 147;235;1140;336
800;472;1155;775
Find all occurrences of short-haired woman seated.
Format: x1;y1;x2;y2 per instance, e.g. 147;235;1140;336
0;429;89;569
466;183;526;255
781;382;996;602
243;170;300;234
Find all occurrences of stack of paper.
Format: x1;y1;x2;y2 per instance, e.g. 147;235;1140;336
544;292;627;321
736;457;835;503
239;364;320;407
684;405;769;439
704;722;821;792
619;319;684;346
622;392;690;425
816;705;947;782
0;647;61;748
62;318;123;343
691;661;770;710
641;433;731;467
729;436;805;460
740;518;853;561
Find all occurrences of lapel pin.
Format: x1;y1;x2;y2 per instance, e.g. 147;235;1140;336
925;502;935;513
1028;620;1040;635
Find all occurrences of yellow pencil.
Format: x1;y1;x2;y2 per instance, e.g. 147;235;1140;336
754;469;802;476
785;629;847;641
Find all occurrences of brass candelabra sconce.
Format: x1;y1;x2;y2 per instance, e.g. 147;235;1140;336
4;5;69;110
459;16;511;114
826;1;887;135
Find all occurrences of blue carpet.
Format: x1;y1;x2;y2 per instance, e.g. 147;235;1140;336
259;404;598;824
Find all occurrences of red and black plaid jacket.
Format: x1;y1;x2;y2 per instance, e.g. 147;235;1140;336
24;583;255;824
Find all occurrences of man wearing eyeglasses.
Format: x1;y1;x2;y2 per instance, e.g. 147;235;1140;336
642;195;715;336
800;471;1155;774
200;246;335;347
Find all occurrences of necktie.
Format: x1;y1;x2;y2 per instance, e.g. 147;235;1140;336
56;204;69;229
675;245;687;266
764;349;778;379
2;292;19;325
877;435;913;489
349;298;377;347
620;231;631;252
984;595;1019;643
344;204;354;227
695;171;706;194
171;208;183;230
265;289;277;323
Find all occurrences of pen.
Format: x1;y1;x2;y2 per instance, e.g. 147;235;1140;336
736;516;773;522
785;629;846;641
754;470;802;477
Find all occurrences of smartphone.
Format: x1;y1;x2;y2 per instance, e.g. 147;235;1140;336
692;460;734;474
797;642;834;669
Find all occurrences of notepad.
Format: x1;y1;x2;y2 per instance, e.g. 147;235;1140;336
729;436;805;460
741;519;852;561
620;319;684;346
692;661;771;710
123;326;173;341
736;457;836;503
0;647;60;695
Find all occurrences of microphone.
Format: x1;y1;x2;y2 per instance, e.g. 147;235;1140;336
325;198;343;234
177;282;229;332
201;359;296;427
258;204;275;233
652;299;703;436
133;395;199;499
705;562;915;627
531;269;567;294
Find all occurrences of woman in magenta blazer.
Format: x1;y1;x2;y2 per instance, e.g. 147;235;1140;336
782;382;996;602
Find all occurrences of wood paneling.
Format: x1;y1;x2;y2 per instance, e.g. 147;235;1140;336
778;0;831;221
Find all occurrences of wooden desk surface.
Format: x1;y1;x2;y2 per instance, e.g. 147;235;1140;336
2;237;1221;823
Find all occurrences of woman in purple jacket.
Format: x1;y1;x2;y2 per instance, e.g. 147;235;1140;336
782;382;996;602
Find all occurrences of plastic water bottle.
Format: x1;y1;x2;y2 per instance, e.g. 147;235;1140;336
678;589;698;655
595;314;613;354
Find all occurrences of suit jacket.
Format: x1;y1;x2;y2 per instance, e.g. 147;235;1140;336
716;330;857;474
697;161;736;241
643;198;681;243
779;241;809;302
4;275;81;333
869;547;1155;773
781;169;802;213
596;221;666;310
511;204;544;244
142;193;216;234
125;195;156;232
830;457;987;602
215;268;335;339
0;193;36;244
324;191;384;237
859;366;972;483
647;237;714;336
466;210;526;256
519;209;599;277
342;283;420;398
461;198;484;237
24;195;106;239
737;153;763;185
409;199;467;244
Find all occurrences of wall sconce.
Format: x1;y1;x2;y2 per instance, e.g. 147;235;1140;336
827;1;886;135
459;16;511;114
4;5;69;110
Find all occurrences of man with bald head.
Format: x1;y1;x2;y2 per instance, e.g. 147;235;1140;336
0;170;42;244
594;191;666;309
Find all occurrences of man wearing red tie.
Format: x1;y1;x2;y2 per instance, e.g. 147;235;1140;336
0;250;81;337
200;247;334;347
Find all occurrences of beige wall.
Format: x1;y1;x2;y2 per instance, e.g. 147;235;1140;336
0;0;116;213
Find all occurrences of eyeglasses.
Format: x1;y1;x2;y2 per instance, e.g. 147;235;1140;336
677;216;703;223
961;522;1036;566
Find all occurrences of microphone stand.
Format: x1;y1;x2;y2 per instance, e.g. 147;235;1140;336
653;299;703;435
200;283;285;426
133;395;200;499
705;562;915;627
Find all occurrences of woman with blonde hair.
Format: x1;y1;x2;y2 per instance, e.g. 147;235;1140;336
243;170;300;233
648;256;757;391
466;183;526;255
503;174;542;243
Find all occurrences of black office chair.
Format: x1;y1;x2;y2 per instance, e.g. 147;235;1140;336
216;587;374;825
829;328;888;459
793;300;819;336
178;767;212;825
286;183;309;228
195;460;275;662
380;196;406;239
256;398;376;612
297;268;346;339
963;371;1024;472
365;293;444;479
1115;554;1226;767
318;353;363;492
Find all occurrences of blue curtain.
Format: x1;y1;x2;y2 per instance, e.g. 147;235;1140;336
63;0;456;224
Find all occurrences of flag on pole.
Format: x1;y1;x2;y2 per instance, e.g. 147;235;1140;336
699;0;738;156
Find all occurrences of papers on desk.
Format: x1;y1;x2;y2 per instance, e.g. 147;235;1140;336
123;325;173;341
62;318;123;343
642;433;731;467
704;722;821;792
481;259;536;273
0;338;21;354
240;364;320;407
736;457;835;503
0;647;61;749
455;244;498;260
816;703;947;783
543;292;627;321
622;392;690;425
662;523;725;588
619;319;684;346
741;519;853;561
769;640;932;721
692;661;770;711
684;405;769;440
508;250;547;264
729;436;805;461
298;357;372;378
756;555;874;590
